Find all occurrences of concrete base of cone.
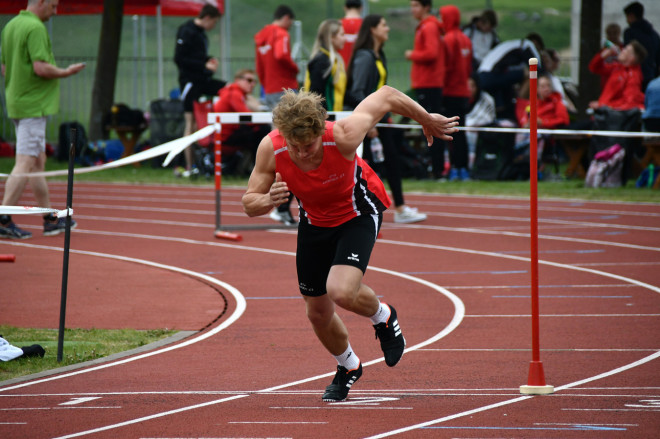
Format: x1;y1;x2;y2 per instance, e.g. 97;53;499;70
520;384;555;395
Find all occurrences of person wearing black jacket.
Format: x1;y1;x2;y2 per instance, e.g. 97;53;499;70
174;4;226;176
623;2;660;91
345;15;427;224
305;19;347;111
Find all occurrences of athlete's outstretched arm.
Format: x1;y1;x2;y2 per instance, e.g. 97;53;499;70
334;85;459;154
242;136;290;217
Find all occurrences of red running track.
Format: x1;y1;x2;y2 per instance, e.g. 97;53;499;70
1;181;659;438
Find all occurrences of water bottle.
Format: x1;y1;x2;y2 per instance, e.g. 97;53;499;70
370;137;384;163
604;40;620;54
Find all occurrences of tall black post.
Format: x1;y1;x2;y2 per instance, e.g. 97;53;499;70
576;0;603;119
57;127;76;362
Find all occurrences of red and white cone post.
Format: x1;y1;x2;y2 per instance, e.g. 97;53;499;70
213;116;242;242
520;58;554;395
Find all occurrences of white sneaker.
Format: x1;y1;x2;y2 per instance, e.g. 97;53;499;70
269;209;296;226
394;206;427;224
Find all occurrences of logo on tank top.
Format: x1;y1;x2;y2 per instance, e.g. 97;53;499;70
322;173;345;185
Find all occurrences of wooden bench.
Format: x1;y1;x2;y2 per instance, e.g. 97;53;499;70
556;134;590;179
105;124;147;167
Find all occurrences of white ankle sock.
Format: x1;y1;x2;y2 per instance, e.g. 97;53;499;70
370;302;391;325
333;343;360;371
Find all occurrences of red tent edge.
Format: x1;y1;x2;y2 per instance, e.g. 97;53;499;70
0;0;224;16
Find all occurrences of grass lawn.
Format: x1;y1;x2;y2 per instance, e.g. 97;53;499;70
0;327;177;382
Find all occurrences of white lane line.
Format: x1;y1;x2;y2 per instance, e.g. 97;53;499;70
562;408;660;412
229;421;327;424
389;212;660;233
52;395;250;439
448;284;637;289
376;238;660;294
363;350;660;438
575;261;660;267
7;386;659;397
391;198;660;218
268;406;412;410
417;348;660;352
4;219;658;437
0;244;247;393
59;397;101;405
1;236;465;438
381;224;660;252
49;186;660;218
464;314;660;317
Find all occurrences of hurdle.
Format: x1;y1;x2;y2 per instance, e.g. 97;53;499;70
206;111;354;240
520;58;554;395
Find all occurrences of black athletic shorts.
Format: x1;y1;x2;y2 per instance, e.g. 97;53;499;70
296;213;383;297
179;78;225;112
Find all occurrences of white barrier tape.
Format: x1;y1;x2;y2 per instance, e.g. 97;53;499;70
2;113;658;180
0;125;215;179
161;124;217;167
207;111;660;139
0;206;73;217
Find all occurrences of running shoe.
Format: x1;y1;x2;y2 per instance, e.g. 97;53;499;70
322;363;363;402
459;168;471;181
43;218;77;236
394;206;427;224
0;222;32;239
269;209;296;226
373;304;406;367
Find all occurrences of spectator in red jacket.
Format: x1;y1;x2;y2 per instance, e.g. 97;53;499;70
440;5;473;181
515;75;569;174
338;0;363;69
213;69;270;174
255;5;299;224
213;69;269;175
589;41;647;111
516;75;569;129
254;5;299;111
404;0;446;179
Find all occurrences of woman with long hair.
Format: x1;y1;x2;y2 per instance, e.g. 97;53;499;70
305;19;347;111
345;15;427;224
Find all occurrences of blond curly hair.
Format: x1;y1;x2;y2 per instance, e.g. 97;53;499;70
272;90;327;142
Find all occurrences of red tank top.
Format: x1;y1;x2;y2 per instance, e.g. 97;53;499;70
271;121;391;227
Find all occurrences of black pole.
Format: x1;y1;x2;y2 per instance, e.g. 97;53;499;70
57;127;76;362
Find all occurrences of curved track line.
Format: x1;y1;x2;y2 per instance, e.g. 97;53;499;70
52;395;250;439
377;238;660;295
3;227;658;438
388;223;660;252
2;238;466;438
0;242;247;393
260;267;465;392
405;211;660;233
0;239;466;391
364;350;660;439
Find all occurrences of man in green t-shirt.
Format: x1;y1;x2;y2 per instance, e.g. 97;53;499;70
0;0;85;239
